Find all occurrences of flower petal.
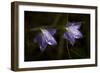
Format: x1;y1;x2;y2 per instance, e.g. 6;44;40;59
41;29;57;45
64;22;83;45
47;28;56;35
72;30;83;38
34;33;47;52
67;22;82;39
69;28;83;39
63;32;75;45
68;22;81;30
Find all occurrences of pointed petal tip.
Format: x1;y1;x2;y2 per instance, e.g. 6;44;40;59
63;32;75;46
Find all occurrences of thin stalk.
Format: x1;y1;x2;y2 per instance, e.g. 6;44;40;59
30;14;62;31
70;49;81;57
52;14;62;26
65;14;71;58
66;42;71;58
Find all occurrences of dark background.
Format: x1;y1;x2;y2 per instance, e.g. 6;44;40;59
24;11;90;61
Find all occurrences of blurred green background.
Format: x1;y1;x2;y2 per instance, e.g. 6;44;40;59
24;11;90;61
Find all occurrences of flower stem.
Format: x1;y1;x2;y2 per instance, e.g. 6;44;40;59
65;14;71;58
70;49;81;57
52;14;62;26
57;34;64;59
66;42;71;58
30;14;62;32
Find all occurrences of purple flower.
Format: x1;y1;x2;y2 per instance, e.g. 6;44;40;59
34;28;57;52
63;22;83;45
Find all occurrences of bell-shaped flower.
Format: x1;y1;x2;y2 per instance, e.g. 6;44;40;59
34;28;57;52
63;22;83;45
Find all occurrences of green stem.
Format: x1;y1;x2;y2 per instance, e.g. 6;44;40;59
57;35;64;59
30;26;56;31
30;14;62;31
66;42;71;58
52;14;62;26
70;49;81;57
65;14;71;58
66;14;69;24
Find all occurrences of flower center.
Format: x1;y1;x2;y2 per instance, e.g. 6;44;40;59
66;28;69;31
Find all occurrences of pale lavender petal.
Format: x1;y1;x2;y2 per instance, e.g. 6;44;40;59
72;30;83;38
63;32;75;45
68;22;81;29
64;22;83;45
68;28;83;38
67;22;82;39
34;28;57;52
47;28;56;35
34;33;47;51
41;29;57;45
